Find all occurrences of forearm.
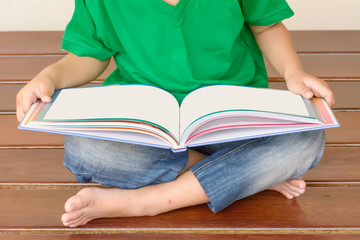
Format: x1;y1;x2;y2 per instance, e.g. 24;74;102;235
250;23;335;106
251;22;303;81
40;53;110;89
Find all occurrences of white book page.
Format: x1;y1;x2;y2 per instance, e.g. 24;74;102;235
51;129;173;149
187;125;316;147
180;86;309;135
44;85;180;140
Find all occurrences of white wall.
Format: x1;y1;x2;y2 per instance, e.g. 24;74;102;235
0;0;74;31
285;0;360;30
0;0;359;31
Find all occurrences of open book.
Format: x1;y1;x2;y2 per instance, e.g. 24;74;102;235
19;85;339;152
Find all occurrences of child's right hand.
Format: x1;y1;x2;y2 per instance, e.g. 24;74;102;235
16;77;55;122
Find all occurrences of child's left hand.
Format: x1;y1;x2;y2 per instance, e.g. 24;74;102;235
285;71;335;107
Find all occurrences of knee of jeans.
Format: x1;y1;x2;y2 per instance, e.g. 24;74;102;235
288;130;325;178
64;135;187;189
63;136;95;183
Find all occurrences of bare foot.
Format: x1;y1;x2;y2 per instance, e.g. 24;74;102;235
269;178;306;199
61;187;146;227
61;150;208;228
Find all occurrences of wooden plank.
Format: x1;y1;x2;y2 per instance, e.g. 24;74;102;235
2;82;359;112
0;147;358;184
0;31;65;55
265;54;360;79
1;234;360;240
325;111;360;144
0;149;76;183
290;31;360;53
1;55;359;83
0;111;358;147
0;187;359;229
0;56;115;82
1;31;359;55
0;115;64;147
304;147;360;182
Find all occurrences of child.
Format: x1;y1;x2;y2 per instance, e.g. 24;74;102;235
16;0;335;228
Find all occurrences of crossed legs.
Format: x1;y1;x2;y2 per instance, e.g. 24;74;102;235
62;130;325;227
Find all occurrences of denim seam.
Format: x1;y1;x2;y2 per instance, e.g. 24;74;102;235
192;137;264;176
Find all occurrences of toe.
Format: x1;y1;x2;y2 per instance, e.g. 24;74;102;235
61;213;70;226
279;189;295;199
64;195;83;213
67;215;91;228
62;205;87;225
289;179;306;189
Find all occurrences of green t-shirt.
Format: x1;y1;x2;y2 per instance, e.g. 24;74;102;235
62;0;294;103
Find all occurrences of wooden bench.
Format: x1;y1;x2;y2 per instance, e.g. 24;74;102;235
0;31;359;239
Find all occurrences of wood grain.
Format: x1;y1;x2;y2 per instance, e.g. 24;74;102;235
290;31;360;53
0;149;75;183
0;31;65;55
0;187;359;229
304;147;360;182
0;115;64;147
1;234;360;240
0;147;358;183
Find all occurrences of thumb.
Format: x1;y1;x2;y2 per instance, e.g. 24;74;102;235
300;87;313;99
39;89;53;102
290;81;314;99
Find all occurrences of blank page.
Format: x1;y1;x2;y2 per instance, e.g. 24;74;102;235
180;85;309;135
44;85;180;140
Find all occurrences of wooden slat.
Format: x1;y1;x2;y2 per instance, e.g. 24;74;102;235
325;111;360;144
0;187;359;229
1;31;359;55
0;55;359;83
265;54;360;79
0;147;358;183
0;84;22;112
304;147;360;182
290;31;360;53
2;234;360;240
0;112;357;147
0;149;75;183
0;115;64;147
0;56;63;81
2;82;359;112
0;56;115;82
0;31;65;55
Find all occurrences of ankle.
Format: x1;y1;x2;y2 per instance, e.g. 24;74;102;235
135;185;173;217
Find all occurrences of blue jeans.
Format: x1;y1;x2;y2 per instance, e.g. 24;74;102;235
64;130;325;213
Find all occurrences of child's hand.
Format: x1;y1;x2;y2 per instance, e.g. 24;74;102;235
285;71;335;107
16;77;55;122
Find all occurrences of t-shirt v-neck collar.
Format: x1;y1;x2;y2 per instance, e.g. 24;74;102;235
149;0;193;23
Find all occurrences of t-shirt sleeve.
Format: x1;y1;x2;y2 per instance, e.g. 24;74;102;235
240;0;294;26
62;0;114;61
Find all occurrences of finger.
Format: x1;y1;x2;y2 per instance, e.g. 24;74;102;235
323;88;335;107
16;106;24;122
39;87;53;102
40;91;52;102
16;94;26;122
17;92;38;121
301;89;314;99
308;83;335;107
291;81;314;99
